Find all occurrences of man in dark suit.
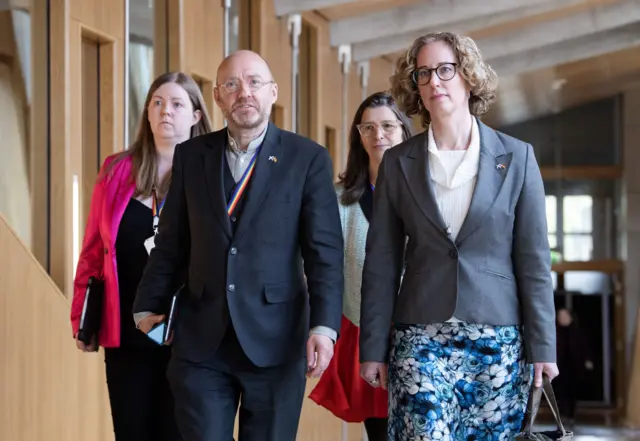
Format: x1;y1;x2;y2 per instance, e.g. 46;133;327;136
133;50;344;441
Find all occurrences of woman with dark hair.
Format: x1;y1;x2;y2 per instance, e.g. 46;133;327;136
309;91;414;441
70;71;213;441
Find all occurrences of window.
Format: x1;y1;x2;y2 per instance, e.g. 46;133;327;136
546;195;557;249
562;195;593;261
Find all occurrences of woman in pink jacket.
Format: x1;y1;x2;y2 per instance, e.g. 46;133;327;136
70;71;212;441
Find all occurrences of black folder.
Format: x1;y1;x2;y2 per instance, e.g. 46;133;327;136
77;276;105;347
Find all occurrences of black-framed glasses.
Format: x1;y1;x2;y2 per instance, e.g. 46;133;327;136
217;77;274;94
412;63;458;86
357;120;403;137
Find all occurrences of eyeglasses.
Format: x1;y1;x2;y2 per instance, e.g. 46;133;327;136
217;77;274;94
357;120;403;137
412;63;458;86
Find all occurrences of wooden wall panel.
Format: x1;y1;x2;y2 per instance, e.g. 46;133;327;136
50;0;125;296
259;0;293;131
182;0;224;128
369;56;393;95
81;38;100;229
301;12;345;174
71;0;125;36
163;0;225;128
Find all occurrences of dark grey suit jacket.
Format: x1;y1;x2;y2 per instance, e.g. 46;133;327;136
359;119;556;364
134;124;344;367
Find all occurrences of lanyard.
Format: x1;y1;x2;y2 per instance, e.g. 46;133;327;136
152;187;165;234
227;146;261;216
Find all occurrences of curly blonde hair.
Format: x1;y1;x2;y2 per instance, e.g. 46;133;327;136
390;32;498;128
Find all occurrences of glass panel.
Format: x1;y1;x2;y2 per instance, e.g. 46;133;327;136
564;234;593;261
545;195;557;233
563;271;611;295
128;0;156;143
548;234;557;249
544;179;619;260
229;0;240;54
563;195;593;233
1;9;33;247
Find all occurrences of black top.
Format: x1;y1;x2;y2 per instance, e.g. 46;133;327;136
358;183;374;223
115;198;158;348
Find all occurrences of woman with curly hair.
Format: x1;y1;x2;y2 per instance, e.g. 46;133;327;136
358;32;558;440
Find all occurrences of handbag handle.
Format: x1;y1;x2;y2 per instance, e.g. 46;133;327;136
520;374;568;436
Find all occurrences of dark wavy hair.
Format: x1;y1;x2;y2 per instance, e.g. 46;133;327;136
338;91;414;205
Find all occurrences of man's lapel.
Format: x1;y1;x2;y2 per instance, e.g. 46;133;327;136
233;123;283;242
204;130;233;239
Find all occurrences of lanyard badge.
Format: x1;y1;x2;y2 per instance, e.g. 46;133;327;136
145;186;165;255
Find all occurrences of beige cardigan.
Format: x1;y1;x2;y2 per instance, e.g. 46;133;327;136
336;184;371;327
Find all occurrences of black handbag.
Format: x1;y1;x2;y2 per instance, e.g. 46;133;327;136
76;276;105;349
516;375;573;440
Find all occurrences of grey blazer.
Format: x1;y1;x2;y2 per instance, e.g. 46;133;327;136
359;120;556;364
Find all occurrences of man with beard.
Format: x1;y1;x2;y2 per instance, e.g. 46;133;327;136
133;50;344;441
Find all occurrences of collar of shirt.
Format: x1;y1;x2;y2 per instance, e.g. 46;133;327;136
427;116;480;189
227;125;268;156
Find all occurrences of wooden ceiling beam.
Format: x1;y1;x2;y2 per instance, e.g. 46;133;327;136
330;0;548;46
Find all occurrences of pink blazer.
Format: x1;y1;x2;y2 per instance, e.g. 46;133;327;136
70;154;136;347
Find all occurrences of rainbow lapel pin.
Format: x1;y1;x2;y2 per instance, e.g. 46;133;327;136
496;163;506;171
268;156;278;163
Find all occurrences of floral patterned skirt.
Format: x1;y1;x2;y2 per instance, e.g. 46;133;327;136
388;322;532;441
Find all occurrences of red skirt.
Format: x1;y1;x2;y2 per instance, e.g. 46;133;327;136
308;315;388;422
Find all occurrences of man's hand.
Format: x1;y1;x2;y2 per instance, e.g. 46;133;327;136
533;362;559;387
137;313;165;334
360;361;388;390
306;334;334;378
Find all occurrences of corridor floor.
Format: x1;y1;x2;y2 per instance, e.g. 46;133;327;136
536;423;640;440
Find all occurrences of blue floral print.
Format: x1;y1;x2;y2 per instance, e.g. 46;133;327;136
388;322;532;441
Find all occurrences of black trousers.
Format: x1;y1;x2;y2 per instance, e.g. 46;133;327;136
167;325;307;441
364;417;388;441
104;346;182;441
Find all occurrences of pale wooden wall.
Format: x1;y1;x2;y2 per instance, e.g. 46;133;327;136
0;215;114;441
